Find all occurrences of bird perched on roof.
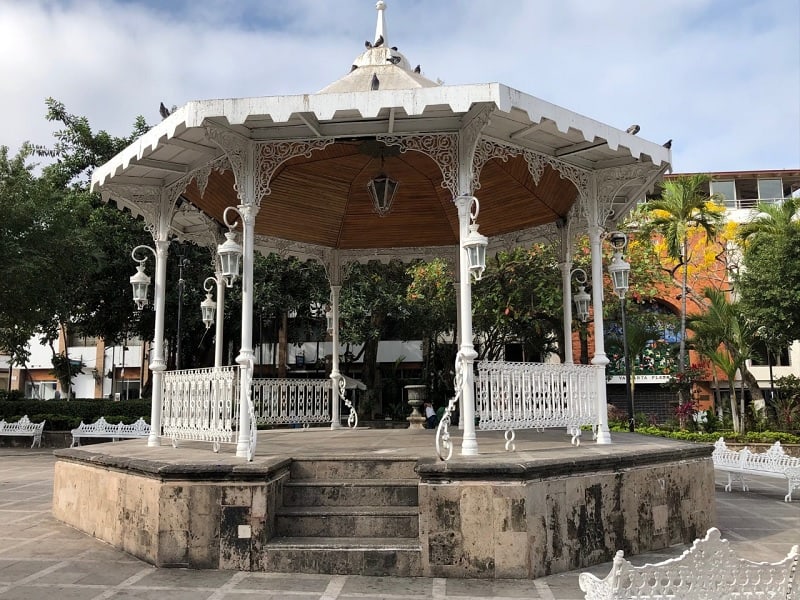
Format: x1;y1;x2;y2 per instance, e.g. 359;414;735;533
663;139;673;149
413;65;421;74
373;35;384;47
390;46;397;51
626;124;640;135
350;64;358;72
365;40;373;49
386;55;401;64
159;102;171;119
371;74;380;91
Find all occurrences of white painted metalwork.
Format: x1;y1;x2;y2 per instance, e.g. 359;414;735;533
579;527;798;599
161;366;238;449
475;360;601;447
713;437;800;503
436;351;467;461
242;358;257;461
70;417;150;447
332;373;358;429
251;378;331;426
0;415;45;448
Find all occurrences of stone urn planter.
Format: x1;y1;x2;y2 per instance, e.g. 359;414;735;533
405;384;427;430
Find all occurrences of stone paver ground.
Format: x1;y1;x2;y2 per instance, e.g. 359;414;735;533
1;448;798;600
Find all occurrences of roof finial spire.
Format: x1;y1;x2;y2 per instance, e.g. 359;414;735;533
374;1;387;48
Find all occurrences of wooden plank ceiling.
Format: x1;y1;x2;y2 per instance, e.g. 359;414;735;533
183;141;578;249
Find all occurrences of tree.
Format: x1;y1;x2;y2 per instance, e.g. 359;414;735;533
0;146;57;364
687;288;759;432
737;198;800;351
472;245;563;361
340;260;414;418
406;258;457;405
640;175;724;378
0;100;154;395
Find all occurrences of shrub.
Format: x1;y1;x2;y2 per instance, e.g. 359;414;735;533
0;400;150;430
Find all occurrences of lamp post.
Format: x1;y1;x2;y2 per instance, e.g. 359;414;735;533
608;232;633;432
175;248;190;371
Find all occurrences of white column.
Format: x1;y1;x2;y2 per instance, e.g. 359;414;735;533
147;238;169;446
560;260;574;364
235;203;259;458
329;285;343;429
589;225;612;444
214;269;225;369
456;196;479;456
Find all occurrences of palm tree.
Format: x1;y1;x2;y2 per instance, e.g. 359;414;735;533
688;288;758;432
738;197;800;244
641;175;724;381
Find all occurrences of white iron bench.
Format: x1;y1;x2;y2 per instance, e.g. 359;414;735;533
475;360;602;449
579;527;799;599
0;415;45;448
712;437;800;503
70;417;150;447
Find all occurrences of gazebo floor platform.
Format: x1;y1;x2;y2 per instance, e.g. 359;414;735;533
52;427;715;579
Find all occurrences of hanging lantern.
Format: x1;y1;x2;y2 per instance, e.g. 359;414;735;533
573;286;591;323
200;293;217;330
217;231;242;287
367;173;399;217
609;251;631;299
129;264;151;310
463;223;488;281
325;306;334;334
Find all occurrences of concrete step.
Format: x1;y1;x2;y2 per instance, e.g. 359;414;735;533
275;505;419;538
289;458;418;481
260;536;421;576
282;479;418;507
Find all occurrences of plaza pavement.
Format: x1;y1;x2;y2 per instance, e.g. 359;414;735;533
1;447;798;600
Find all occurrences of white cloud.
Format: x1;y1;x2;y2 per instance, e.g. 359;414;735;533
0;0;797;172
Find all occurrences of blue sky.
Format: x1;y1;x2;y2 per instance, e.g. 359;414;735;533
1;0;798;173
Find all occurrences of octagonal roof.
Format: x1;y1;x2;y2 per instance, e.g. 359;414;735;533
91;1;671;260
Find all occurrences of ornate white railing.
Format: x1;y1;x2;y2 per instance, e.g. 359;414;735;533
251;377;331;426
161;366;238;450
436;351;467;461
476;360;602;447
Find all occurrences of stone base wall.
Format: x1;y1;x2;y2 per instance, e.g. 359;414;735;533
53;443;715;578
52;459;288;569
417;456;715;578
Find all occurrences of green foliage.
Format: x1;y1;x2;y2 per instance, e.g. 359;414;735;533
472;245;562;361
739;226;800;349
639;174;724;374
610;424;800;445
0;100;155;372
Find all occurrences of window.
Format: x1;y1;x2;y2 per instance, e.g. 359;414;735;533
67;331;100;347
757;178;784;202
750;341;791;367
710;180;736;208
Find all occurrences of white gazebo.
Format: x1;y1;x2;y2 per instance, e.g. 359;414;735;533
91;1;671;461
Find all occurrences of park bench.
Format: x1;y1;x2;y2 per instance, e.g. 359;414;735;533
475;360;601;449
0;415;45;448
712;437;800;503
70;417;150;447
579;527;799;599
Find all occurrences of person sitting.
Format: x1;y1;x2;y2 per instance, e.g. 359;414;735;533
424;402;438;429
